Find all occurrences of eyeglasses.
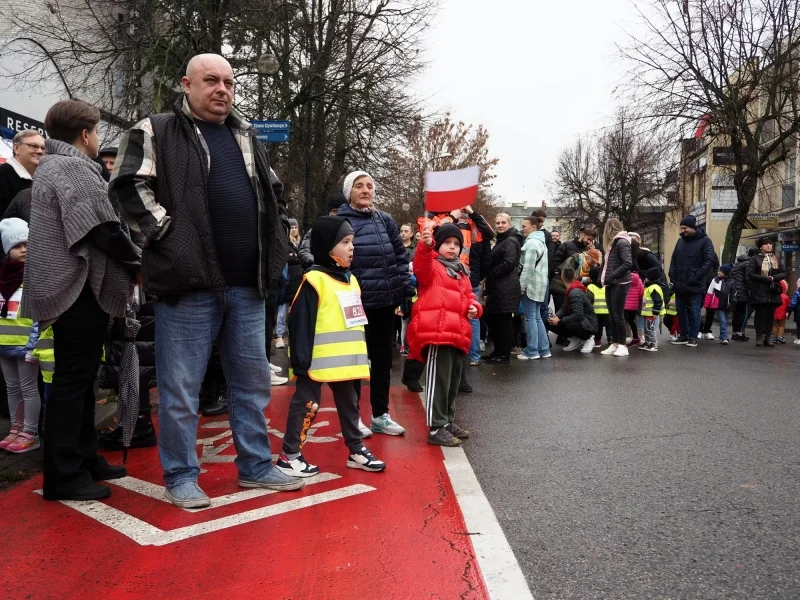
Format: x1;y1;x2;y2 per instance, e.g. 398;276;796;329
18;142;46;153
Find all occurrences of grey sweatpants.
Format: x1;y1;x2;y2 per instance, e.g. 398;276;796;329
424;345;463;429
282;375;363;455
1;356;42;435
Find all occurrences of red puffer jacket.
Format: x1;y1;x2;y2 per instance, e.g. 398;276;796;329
408;241;482;361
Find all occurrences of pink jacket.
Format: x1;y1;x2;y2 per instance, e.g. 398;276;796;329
625;273;644;311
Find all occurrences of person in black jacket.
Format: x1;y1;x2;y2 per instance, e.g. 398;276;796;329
274;219;303;348
599;218;633;356
668;215;716;346
0;130;43;214
298;191;346;270
3;189;32;223
337;171;413;436
550;225;598;343
746;236;787;347
483;213;522;363
731;249;755;341
546;267;598;353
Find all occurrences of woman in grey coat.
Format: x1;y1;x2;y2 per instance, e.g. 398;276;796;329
23;100;140;502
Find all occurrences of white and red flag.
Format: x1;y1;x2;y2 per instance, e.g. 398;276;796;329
424;166;480;213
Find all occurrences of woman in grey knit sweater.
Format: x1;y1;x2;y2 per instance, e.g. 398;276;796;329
22;100;140;502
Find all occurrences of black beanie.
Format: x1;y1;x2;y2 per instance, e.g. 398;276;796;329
434;223;463;252
311;216;353;268
680;215;697;228
644;267;662;282
326;190;347;214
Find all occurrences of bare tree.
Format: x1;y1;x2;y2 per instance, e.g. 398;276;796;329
1;0;436;220
622;0;800;262
376;113;500;224
553;109;679;234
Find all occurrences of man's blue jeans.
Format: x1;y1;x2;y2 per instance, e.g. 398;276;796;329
521;296;550;358
469;285;481;361
154;287;274;488
675;292;703;341
276;302;289;338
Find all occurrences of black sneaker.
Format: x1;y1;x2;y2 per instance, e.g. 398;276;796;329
445;423;471;439
487;355;510;364
276;453;320;478
427;428;461;447
402;378;423;393
686;339;697;347
98;416;157;450
346;447;386;472
639;343;657;352
777;336;786;344
670;337;689;345
458;380;473;394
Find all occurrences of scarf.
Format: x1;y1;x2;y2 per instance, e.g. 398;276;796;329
578;253;591;280
761;252;778;276
349;203;375;215
0;259;25;318
436;254;470;279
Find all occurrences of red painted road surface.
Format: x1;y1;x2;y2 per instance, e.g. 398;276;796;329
0;386;489;599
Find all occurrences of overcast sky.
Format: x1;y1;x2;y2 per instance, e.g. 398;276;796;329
415;0;641;206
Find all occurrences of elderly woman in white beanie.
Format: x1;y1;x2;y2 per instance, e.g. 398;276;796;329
336;171;414;436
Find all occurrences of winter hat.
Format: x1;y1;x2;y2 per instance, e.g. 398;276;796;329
644;266;663;283
589;265;602;283
719;264;732;277
628;232;641;241
0;218;28;254
756;235;774;248
680;215;697;229
98;146;118;157
326;190;347;214
311;216;354;268
288;218;298;228
343;171;373;201
586;248;602;265
433;223;463;252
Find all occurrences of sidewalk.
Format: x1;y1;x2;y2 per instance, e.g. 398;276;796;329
0;385;530;599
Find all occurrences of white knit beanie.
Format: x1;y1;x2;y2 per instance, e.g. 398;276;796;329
0;217;28;254
343;170;373;201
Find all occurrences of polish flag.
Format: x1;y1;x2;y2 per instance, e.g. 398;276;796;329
424;166;480;213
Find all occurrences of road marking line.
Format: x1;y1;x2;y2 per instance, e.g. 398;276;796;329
417;392;534;600
107;472;342;511
34;484;375;546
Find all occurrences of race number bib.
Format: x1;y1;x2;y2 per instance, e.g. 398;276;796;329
336;291;369;328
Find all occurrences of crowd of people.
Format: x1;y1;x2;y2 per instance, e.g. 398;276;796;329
0;52;797;508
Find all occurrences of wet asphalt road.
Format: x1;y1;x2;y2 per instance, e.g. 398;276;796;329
454;334;800;599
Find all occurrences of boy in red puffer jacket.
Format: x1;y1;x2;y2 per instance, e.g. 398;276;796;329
408;224;482;447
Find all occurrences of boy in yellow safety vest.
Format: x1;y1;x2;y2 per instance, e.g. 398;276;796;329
640;267;666;352
278;216;386;477
586;266;609;347
31;327;55;401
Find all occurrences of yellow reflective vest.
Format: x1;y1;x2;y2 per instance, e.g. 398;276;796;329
293;270;370;382
665;296;677;315
0;287;35;347
32;327;55;384
587;284;608;315
641;284;664;317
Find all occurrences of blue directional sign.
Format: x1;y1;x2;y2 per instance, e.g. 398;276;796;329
781;243;799;252
257;131;290;143
250;120;290;143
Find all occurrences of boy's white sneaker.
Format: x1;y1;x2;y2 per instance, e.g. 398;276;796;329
669;334;680;342
580;338;595;353
275;338;285;349
564;337;583;352
601;344;619;355
358;419;373;438
271;374;289;386
613;345;629;357
794;338;800;344
269;362;282;374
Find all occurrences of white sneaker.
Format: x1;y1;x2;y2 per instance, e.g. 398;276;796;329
564;337;583;352
601;344;619;355
794;338;800;345
696;333;703;340
275;338;285;349
370;413;405;436
704;333;715;340
269;362;282;374
613;345;629;357
669;334;680;342
625;337;633;345
358;419;373;438
580;338;595;353
271;374;289;386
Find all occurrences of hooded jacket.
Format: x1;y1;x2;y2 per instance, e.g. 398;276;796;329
601;232;632;286
336;203;413;310
730;255;750;302
407;240;482;361
786;288;800;324
668;227;716;294
519;230;548;302
486;227;523;314
624;272;644;311
773;280;790;320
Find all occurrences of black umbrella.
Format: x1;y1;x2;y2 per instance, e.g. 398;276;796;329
117;290;141;463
